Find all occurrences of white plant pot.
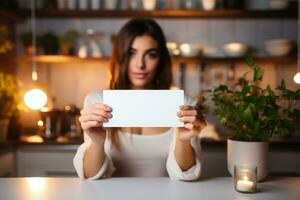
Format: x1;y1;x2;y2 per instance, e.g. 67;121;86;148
227;139;269;181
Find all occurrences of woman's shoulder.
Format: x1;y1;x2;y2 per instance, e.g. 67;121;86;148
83;90;104;107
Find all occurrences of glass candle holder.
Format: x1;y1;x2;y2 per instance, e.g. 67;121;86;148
234;164;257;193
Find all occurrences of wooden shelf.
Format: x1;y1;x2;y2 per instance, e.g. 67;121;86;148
0;11;22;23
19;9;298;19
18;55;297;64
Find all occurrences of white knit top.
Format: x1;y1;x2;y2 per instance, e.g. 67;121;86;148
73;91;202;180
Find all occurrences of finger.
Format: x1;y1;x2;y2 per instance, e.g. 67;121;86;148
81;104;112;115
179;116;196;123
179;105;193;111
93;103;112;111
83;107;112;118
184;123;194;130
81;121;102;130
80;113;109;123
177;110;197;117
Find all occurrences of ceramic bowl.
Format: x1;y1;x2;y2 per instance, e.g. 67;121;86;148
179;43;202;57
264;39;292;57
222;43;248;57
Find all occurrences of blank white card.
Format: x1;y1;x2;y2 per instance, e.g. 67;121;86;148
103;90;184;127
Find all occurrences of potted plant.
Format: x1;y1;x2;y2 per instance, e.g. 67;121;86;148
40;31;59;55
0;72;23;141
0;25;13;54
211;56;300;181
59;30;78;55
19;31;41;56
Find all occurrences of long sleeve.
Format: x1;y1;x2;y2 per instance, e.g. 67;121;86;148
73;91;115;180
73;141;115;179
166;93;202;181
166;132;202;181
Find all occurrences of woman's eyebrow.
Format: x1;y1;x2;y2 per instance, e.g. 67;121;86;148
130;47;158;52
145;48;159;53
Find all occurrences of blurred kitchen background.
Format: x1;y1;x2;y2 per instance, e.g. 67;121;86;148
0;0;299;178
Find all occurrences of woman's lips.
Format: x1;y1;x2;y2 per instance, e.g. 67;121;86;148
132;72;147;79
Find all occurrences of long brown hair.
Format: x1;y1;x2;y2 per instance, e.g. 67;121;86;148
107;18;173;149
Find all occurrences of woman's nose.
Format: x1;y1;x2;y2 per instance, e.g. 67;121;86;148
136;55;145;69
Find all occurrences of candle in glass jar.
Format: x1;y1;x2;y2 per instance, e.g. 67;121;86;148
237;176;254;192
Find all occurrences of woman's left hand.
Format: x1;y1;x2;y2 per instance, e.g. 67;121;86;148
176;105;207;141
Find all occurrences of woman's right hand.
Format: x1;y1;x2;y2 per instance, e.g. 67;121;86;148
79;103;112;146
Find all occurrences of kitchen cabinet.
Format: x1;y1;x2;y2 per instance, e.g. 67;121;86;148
0;11;21;24
13;141;300;177
16;145;78;177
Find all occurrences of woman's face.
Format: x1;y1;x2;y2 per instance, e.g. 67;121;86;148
128;35;159;89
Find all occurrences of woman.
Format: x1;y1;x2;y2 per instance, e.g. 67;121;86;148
73;18;206;180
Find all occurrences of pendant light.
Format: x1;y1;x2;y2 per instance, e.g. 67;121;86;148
294;10;300;85
23;0;48;110
293;61;300;84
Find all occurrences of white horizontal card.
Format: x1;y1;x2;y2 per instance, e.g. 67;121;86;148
103;90;184;127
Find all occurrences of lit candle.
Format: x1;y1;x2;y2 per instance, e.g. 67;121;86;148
236;176;254;192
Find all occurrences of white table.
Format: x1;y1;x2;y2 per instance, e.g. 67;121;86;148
0;177;299;200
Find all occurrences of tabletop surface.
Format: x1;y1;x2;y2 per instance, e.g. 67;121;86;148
0;177;299;200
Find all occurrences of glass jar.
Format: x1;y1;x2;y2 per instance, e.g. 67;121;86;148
78;29;103;58
234;164;257;193
185;0;195;9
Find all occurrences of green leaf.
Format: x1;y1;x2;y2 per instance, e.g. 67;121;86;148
278;80;286;91
245;56;254;67
240;85;251;95
267;85;276;98
279;119;295;135
217;85;228;92
241;106;253;124
253;67;263;81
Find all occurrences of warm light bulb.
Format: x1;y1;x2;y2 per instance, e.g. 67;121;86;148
180;43;191;54
24;88;47;110
293;72;300;84
37;120;44;127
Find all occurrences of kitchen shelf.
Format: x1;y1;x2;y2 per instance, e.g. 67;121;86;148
19;55;110;63
0;10;22;23
18;55;297;64
19;8;298;19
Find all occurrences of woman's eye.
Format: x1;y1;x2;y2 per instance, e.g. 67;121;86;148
147;52;158;59
129;51;136;57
